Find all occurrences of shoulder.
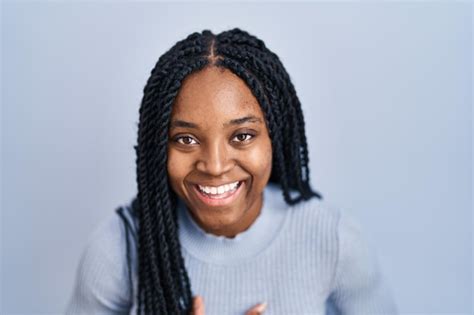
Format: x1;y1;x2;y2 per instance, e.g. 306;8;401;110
282;189;373;264
78;207;131;292
263;182;342;233
270;189;344;290
288;194;367;241
332;207;379;290
287;192;342;236
292;197;374;274
288;195;382;289
84;206;130;268
324;209;399;312
66;204;134;313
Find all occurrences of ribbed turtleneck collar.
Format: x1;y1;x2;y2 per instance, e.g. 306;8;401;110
177;182;289;265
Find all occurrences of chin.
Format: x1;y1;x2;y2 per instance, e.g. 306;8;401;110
197;211;241;232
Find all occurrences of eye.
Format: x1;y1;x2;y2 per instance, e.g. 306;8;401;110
232;133;254;143
175;136;198;145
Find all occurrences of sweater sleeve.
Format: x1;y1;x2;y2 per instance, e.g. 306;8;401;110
327;210;398;315
65;212;133;315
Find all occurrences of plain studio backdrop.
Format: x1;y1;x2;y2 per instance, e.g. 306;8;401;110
1;1;472;314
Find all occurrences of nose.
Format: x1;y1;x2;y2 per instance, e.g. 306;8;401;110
196;141;234;176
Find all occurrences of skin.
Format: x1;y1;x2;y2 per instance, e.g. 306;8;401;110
166;66;272;313
192;295;267;315
167;66;273;238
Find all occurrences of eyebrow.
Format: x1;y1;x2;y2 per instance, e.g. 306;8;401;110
170;115;263;129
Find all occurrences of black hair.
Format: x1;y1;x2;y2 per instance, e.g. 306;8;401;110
130;28;322;314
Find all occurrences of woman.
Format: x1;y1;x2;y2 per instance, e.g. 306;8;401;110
66;28;398;315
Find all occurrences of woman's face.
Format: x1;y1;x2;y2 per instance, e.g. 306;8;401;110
167;66;272;238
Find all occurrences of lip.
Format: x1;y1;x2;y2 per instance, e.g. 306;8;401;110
194;180;241;187
191;180;245;207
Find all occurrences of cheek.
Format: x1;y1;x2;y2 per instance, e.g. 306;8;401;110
167;149;193;189
244;140;273;177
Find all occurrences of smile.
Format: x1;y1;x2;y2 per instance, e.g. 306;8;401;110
192;181;244;206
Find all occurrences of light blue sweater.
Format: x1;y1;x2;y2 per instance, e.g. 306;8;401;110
65;183;398;314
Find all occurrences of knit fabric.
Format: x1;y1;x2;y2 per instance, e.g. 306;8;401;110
65;183;398;314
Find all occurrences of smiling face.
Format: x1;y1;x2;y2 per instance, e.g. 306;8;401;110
167;66;273;238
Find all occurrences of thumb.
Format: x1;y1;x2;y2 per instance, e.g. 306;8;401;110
246;302;267;315
192;295;205;315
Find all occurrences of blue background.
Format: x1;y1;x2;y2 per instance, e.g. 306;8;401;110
2;1;472;314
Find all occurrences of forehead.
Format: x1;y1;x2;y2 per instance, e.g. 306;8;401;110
171;66;264;124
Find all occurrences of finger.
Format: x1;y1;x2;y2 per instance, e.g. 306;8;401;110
245;302;267;315
192;295;205;315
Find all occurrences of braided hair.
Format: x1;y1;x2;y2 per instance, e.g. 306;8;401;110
131;28;323;314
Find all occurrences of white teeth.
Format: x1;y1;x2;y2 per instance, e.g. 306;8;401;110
198;181;240;195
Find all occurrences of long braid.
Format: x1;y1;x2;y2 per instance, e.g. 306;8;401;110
270;52;317;196
130;28;323;314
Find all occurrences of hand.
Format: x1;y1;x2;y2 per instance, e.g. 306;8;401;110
192;295;267;315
